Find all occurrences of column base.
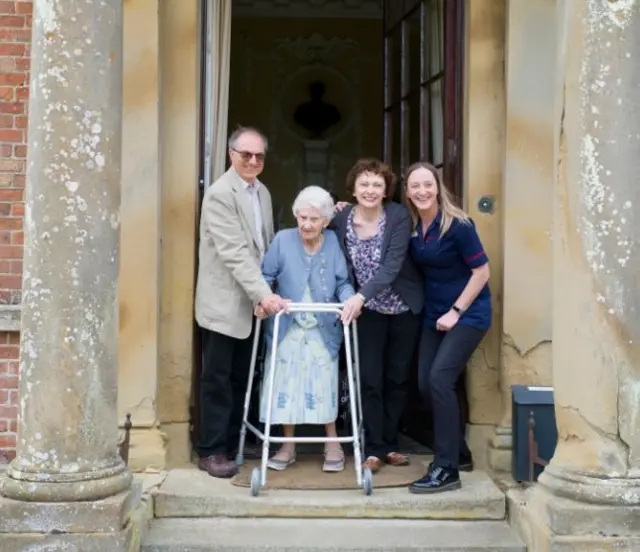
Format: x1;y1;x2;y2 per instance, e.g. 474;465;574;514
539;463;640;505
0;479;151;552
1;459;133;502
487;424;512;472
509;479;640;551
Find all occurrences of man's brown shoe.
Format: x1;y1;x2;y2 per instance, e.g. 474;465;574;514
198;454;238;478
362;456;382;474
385;451;410;466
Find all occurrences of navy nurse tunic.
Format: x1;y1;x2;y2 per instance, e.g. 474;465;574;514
410;212;491;331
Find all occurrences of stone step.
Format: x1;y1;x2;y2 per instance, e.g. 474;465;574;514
141;518;526;551
154;468;506;521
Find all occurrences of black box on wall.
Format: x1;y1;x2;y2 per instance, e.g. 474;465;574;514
511;385;558;482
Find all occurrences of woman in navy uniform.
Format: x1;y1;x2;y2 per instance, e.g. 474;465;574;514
404;162;491;494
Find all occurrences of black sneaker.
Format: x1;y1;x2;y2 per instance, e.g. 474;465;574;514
409;465;461;494
459;453;474;472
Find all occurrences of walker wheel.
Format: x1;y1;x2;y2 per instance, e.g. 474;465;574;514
250;467;261;497
363;467;373;496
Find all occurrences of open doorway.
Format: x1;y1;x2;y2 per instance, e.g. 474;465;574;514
227;4;384;229
191;0;465;454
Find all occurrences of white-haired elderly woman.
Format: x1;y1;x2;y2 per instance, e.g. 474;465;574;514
254;185;361;473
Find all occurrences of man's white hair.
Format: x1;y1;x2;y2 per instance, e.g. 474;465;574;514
228;126;269;152
292;186;335;220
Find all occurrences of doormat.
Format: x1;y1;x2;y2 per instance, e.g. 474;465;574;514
231;454;428;490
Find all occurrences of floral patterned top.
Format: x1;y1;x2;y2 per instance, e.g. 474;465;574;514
346;209;410;315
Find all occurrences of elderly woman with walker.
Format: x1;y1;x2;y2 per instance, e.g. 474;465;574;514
238;185;373;496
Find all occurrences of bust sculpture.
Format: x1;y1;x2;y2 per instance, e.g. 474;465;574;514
293;81;342;139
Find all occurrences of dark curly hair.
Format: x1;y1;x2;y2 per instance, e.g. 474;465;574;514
345;158;397;201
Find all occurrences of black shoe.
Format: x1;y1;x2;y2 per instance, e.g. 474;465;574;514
459;453;474;472
409;465;461;494
427;456;472;473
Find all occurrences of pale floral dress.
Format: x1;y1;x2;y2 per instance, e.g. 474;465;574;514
259;286;338;426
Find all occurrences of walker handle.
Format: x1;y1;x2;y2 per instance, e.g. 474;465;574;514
271;302;344;319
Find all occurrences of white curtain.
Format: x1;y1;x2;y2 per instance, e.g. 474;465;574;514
430;0;444;167
203;0;232;187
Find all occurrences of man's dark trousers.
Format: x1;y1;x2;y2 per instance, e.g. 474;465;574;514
196;323;255;457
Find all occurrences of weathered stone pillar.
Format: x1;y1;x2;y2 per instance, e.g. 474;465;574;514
0;0;131;502
515;1;640;548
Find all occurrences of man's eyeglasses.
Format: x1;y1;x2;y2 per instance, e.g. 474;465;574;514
232;149;266;163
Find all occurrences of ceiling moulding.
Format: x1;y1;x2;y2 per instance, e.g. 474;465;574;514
232;0;383;19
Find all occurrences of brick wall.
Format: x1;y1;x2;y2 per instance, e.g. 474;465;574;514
0;0;31;463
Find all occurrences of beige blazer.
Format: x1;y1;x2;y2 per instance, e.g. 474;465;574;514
195;168;274;339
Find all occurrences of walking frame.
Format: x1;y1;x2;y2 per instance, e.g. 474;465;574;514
237;302;373;497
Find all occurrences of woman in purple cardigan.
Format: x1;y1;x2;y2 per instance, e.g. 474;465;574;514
331;158;423;474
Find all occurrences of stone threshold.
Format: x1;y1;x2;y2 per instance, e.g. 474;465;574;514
153;466;507;521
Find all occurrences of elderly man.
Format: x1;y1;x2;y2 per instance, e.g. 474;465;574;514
195;126;287;478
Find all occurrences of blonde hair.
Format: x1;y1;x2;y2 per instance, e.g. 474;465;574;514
403;162;470;237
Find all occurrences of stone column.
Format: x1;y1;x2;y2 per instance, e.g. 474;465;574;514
518;1;640;548
0;0;131;502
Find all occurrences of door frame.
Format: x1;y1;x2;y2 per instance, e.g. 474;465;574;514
443;0;465;201
190;0;210;448
190;0;467;450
